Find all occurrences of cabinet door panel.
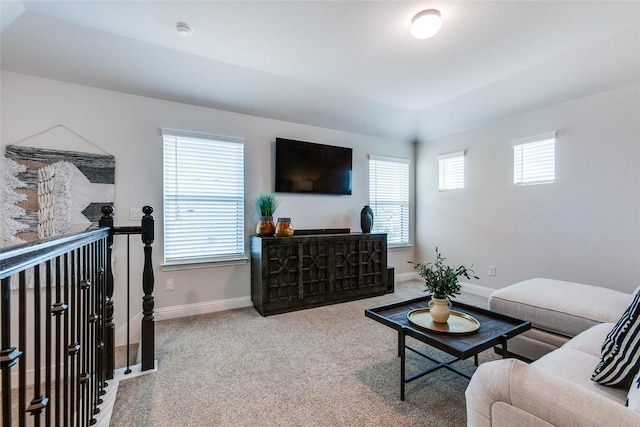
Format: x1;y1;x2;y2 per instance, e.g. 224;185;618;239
333;240;359;292
359;239;386;290
265;244;299;304
299;242;330;298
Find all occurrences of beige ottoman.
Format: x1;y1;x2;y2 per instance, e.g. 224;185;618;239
488;278;632;360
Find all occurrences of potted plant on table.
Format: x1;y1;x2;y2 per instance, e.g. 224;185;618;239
255;193;280;237
409;247;478;323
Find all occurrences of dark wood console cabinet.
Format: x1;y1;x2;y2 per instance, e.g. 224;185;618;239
251;233;387;316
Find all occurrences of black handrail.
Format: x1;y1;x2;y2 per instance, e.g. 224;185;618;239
0;228;110;280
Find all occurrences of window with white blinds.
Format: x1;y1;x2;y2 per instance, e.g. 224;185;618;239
513;133;556;185
438;151;465;191
162;130;245;265
369;156;410;246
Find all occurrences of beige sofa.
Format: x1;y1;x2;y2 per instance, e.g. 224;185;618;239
466;279;640;426
466;323;640;426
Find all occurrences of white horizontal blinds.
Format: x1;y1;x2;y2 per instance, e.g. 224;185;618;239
513;133;556;185
163;131;245;264
369;156;410;246
438;151;465;191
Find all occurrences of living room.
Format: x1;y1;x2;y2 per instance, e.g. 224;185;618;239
1;1;639;425
2;1;638;309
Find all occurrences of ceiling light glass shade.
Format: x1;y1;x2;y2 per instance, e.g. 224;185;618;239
410;9;442;39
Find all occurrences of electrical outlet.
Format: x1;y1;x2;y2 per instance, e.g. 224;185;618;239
166;278;175;291
488;266;496;277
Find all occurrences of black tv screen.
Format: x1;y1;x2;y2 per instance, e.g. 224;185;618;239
275;138;352;195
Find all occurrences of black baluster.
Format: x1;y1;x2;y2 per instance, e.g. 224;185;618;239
26;264;49;422
53;256;65;426
90;241;101;422
81;244;91;427
99;205;115;380
1;275;22;427
45;261;52;426
69;248;80;424
63;252;70;425
141;206;155;371
97;237;107;398
125;235;132;375
18;270;27;425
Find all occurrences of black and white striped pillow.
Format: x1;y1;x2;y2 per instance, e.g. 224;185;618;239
592;287;640;387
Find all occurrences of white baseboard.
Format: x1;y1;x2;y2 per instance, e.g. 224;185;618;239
396;272;495;298
154;296;253;321
143;278;492;323
459;282;494;298
395;272;417;283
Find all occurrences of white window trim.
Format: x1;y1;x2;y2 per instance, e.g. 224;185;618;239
161;128;246;268
161;128;245;145
438;150;465;191
437;151;465;161
512;132;556;186
369;155;410;248
511;132;556;147
370;154;410;164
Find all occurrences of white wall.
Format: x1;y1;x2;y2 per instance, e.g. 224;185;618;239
1;71;416;343
415;83;640;293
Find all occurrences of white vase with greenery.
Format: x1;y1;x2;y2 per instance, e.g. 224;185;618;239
409;247;478;323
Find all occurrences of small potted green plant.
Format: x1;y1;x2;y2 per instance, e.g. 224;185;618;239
255;193;280;236
409;247;478;323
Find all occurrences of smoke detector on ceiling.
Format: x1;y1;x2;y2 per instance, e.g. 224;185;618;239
176;23;192;38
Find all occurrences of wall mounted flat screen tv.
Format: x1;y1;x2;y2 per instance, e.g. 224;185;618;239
275;138;352;195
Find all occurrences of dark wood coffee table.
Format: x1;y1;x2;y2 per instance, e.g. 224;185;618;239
365;295;531;400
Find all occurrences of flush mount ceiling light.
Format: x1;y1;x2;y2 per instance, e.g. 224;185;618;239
410;9;442;39
176;23;192;37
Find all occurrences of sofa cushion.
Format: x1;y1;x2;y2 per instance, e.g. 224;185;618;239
562;322;614;357
534;345;628;404
592;287;640;387
489;278;632;338
627;368;640;412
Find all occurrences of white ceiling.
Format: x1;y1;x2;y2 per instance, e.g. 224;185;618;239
1;1;639;141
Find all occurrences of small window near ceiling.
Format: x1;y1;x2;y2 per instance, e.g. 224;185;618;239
162;129;245;266
369;156;410;247
513;132;556;185
438;151;465;191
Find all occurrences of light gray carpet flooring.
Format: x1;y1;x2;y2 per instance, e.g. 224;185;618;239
109;281;498;426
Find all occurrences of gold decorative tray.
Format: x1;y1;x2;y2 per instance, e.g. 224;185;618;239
407;308;480;335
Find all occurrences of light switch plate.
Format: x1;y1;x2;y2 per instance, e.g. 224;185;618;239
130;208;143;220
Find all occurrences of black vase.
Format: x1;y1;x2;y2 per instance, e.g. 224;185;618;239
360;205;374;233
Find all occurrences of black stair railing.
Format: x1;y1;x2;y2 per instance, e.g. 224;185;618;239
0;205;155;426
